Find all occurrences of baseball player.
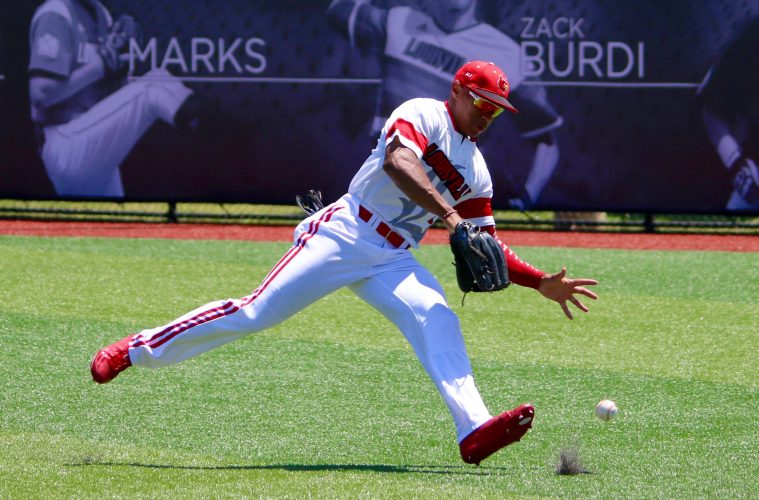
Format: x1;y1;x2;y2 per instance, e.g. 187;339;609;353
326;0;563;210
698;16;759;210
91;61;598;465
28;0;200;197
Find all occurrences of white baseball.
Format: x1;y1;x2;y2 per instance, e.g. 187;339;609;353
595;399;619;421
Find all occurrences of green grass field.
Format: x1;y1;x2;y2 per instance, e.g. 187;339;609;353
1;235;757;498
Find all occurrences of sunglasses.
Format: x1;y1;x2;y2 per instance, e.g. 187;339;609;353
468;90;504;118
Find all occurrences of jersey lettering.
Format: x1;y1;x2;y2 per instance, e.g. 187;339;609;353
402;38;465;75
423;143;471;200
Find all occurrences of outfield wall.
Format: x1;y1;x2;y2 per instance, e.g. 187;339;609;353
1;0;758;214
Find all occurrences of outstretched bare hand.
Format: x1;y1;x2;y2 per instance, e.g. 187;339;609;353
538;267;598;319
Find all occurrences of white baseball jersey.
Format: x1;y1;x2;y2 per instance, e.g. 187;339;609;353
350;98;494;245
350;96;544;288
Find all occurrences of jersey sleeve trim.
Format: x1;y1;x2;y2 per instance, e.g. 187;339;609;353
28;9;75;78
455;197;494;227
387;118;429;157
455;197;491;218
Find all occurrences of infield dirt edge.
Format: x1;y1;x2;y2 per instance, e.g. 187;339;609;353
0;220;757;252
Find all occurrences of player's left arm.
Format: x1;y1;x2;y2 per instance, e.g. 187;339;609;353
455;196;598;319
535;267;599;320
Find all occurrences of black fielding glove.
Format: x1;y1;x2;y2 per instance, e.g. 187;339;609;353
296;189;324;216
449;221;509;293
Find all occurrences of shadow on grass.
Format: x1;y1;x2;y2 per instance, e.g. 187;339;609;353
66;459;516;476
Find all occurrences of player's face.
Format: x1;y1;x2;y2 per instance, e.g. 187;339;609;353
429;0;477;31
450;82;501;138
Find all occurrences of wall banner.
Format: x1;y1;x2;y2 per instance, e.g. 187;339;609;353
2;0;758;213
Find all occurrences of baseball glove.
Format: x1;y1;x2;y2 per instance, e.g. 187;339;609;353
98;14;142;78
295;189;324;216
449;221;509;293
112;14;142;43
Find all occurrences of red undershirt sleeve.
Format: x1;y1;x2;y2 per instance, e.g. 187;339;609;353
455;197;545;289
482;226;545;289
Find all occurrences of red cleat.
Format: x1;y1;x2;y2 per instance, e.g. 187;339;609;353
459;403;535;465
90;335;133;384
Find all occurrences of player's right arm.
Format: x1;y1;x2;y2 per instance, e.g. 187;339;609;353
28;8;106;110
377;100;463;233
325;0;388;52
383;136;463;233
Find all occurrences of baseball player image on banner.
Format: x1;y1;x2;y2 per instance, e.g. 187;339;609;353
326;0;563;210
90;61;598;465
28;0;204;198
697;15;759;211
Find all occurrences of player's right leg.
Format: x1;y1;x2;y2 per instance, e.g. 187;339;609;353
91;202;369;383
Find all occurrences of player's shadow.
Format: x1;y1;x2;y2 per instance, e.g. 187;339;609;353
66;459;516;476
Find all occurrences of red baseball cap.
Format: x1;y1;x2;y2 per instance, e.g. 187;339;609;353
454;61;518;114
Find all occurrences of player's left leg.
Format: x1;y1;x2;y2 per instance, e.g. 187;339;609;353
134;69;195;126
349;257;490;439
41;71;193;197
349;256;533;464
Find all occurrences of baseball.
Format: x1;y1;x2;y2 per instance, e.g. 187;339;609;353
595;399;618;421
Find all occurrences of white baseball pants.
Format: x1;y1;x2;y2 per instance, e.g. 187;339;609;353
41;69;193;197
128;194;492;441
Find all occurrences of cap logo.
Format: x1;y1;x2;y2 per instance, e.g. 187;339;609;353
497;75;508;94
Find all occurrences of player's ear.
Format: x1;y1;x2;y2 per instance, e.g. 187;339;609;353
451;80;464;101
